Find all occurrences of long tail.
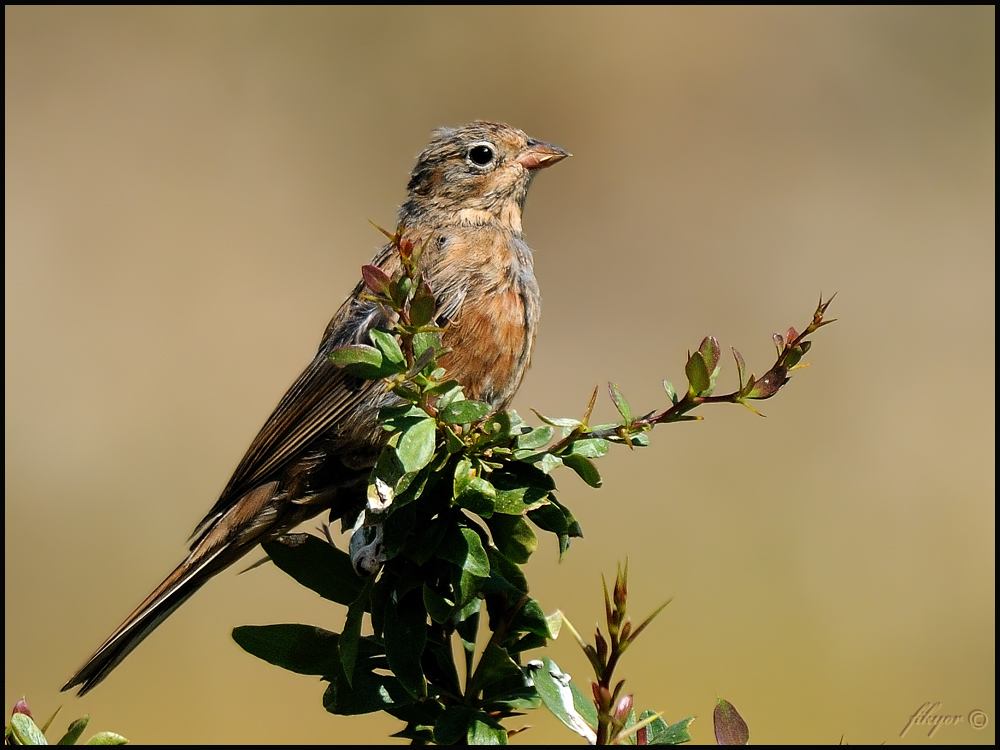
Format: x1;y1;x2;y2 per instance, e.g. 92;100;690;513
62;551;220;694
62;481;292;695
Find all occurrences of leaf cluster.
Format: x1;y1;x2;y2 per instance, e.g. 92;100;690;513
534;564;751;745
5;699;126;746
233;227;834;744
533;562;694;745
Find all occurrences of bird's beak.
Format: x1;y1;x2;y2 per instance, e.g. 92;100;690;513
516;139;571;171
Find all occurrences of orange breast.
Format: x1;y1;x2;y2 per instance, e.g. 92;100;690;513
438;286;531;409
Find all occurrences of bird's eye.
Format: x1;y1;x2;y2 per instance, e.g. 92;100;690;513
468;144;495;167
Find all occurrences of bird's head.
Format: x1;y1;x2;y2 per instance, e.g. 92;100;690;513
402;121;569;233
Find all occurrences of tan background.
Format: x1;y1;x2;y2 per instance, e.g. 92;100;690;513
5;7;994;745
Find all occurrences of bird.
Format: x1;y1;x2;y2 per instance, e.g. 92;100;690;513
62;121;570;695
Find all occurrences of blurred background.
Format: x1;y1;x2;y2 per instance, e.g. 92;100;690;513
5;7;994;745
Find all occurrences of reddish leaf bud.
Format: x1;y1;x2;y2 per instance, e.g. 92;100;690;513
613;693;634;721
11;698;32;718
714;697;749;745
361;264;391;296
595;628;608;663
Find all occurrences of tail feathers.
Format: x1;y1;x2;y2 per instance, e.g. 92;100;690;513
62;549;223;696
62;480;307;695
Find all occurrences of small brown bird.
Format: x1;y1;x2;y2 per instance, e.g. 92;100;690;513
63;121;569;695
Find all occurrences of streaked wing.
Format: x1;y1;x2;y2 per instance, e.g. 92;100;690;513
191;242;412;539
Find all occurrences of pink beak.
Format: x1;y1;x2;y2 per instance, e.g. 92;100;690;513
516;139;571;171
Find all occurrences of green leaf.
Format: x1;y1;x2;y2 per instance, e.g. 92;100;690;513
439;399;491;425
378;403;429;423
439;526;491;579
663;379;678;404
698;336;721;376
323;656;414;715
471;641;524;695
490;464;554;514
453;457;474;496
412;330;443;358
570;679;599;729
232;624;344;676
263;534;362;605
642;712;695;745
455;597;481;648
562;454;603;487
402;514;451;565
425;634;464;700
530;657;596;743
83;733;128;746
493;488;547;515
368;444;405;505
396;418;437;473
609;383;633;424
394;460;435;502
390;382;421;402
566;437;609;458
384;591;428;698
10;713;48;745
443;424;466;453
433;705;478;746
368;570;393;638
484;545;529;595
506;632;547;658
478;410;522;444
486;515;537;564
508;597;551;639
527;502;566;534
369;328;404;366
423;583;457;623
528;500;582;558
535;452;564;474
732;347;747;389
466;716;508;745
328;343;388;380
785;345;804;368
685;350;712;394
56;716;89;746
532;410;583;430
441;527;491;609
482;688;541;715
405;347;438;381
456;475;497;516
516;425;553;450
388;699;446;741
381;500;419;559
389;275;412;308
409;282;437;327
390;726;435;743
545;611;564;639
424;378;462;399
340;580;373;685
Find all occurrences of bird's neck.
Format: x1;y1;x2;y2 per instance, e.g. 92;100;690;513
399;199;525;238
454;205;523;235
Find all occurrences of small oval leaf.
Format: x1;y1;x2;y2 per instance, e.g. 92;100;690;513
361;264;391;296
439;399;491;425
369;329;404;365
396;418;437;473
714;698;749;745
